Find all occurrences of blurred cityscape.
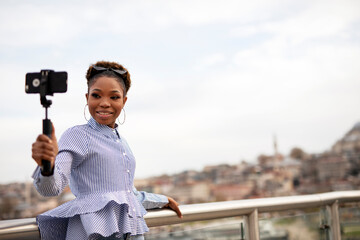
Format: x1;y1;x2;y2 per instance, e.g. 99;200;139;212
1;122;360;220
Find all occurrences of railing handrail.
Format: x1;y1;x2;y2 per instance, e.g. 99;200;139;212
1;190;360;239
145;190;360;227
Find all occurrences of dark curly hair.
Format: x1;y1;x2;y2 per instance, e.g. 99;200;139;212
86;61;131;96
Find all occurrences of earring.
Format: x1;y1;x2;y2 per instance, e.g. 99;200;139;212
118;108;126;125
84;104;89;121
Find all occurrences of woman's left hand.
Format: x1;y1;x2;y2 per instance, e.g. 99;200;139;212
164;197;183;219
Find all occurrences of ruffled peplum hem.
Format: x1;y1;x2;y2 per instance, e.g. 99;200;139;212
36;191;149;240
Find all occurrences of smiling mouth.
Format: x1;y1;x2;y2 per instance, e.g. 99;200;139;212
96;111;113;117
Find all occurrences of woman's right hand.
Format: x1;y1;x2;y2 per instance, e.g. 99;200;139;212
31;125;58;170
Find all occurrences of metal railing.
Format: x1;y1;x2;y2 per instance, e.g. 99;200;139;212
1;190;360;240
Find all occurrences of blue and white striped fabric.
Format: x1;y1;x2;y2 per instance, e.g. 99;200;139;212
32;117;168;240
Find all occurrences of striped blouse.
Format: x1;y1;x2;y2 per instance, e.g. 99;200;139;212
32;117;168;240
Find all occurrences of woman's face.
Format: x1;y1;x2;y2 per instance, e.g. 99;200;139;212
86;76;127;128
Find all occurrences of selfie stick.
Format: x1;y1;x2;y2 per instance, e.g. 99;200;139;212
40;70;53;176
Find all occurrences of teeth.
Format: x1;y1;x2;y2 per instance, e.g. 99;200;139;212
98;112;111;115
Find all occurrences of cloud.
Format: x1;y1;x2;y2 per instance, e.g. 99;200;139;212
194;53;226;70
230;0;360;43
0;0;296;47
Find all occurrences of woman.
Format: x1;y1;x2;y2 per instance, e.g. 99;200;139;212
31;61;182;240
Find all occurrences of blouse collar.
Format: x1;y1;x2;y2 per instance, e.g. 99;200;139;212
88;117;120;139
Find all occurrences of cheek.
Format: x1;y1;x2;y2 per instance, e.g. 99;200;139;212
115;103;124;112
87;101;97;113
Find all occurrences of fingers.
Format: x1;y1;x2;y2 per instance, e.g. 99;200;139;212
31;122;59;169
32;146;56;161
32;134;57;168
166;197;183;219
172;204;183;219
36;133;52;143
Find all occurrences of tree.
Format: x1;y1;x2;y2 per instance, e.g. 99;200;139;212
290;147;306;160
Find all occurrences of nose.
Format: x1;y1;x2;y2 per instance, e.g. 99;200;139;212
99;98;110;107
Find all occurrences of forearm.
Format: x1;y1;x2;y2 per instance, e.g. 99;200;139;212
135;189;183;218
32;166;67;197
133;187;169;209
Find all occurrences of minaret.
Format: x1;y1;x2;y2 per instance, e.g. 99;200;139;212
273;134;280;166
273;134;278;157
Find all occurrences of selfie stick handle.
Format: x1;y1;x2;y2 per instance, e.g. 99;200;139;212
41;117;53;176
40;70;54;176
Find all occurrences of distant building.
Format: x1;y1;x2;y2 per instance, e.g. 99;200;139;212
211;182;254;201
332;122;360;155
167;182;211;204
317;155;350;182
332;122;360;176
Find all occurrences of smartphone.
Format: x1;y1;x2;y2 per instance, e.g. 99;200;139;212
25;70;67;95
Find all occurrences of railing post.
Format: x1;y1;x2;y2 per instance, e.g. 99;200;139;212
326;200;341;240
244;208;260;240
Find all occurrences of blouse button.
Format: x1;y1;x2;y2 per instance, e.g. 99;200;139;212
128;190;131;193
133;208;136;212
123;152;126;156
127;169;130;173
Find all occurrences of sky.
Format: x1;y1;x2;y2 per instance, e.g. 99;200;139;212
0;0;359;184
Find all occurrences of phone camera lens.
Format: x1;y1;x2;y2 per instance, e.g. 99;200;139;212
32;78;40;87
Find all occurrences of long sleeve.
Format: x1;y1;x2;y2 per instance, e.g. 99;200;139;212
32;151;74;196
32;167;67;196
133;186;169;210
32;127;88;197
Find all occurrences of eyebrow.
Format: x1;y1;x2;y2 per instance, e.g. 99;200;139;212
91;89;122;93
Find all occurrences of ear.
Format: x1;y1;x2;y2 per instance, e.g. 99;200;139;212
85;93;89;102
123;96;128;105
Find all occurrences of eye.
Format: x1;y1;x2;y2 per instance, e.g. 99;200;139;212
111;95;121;100
91;93;100;98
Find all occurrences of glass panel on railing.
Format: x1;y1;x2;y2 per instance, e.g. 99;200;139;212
339;205;360;239
259;211;324;240
145;217;245;240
